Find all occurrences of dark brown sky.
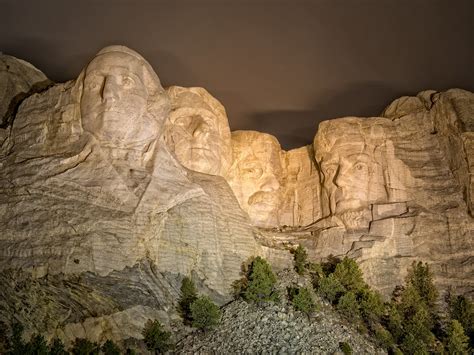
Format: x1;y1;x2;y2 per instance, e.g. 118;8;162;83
1;0;473;149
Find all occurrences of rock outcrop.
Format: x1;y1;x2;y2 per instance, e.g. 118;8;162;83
0;45;472;346
0;46;259;344
0;53;51;126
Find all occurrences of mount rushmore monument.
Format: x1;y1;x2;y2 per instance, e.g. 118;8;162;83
0;46;472;343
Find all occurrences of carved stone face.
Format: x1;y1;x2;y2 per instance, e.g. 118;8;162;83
315;121;389;217
81;51;159;147
164;87;232;176
227;131;283;227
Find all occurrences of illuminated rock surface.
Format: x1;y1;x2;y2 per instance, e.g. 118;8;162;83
0;46;472;346
0;53;51;127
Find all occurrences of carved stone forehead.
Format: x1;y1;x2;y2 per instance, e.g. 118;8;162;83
85;45;163;92
314;117;389;161
232;130;282;172
167;86;231;136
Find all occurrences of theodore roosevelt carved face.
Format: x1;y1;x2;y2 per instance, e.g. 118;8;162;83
80;46;165;149
164;86;232;176
227;131;283;227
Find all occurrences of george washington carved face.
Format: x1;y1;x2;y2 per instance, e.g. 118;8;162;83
80;46;165;149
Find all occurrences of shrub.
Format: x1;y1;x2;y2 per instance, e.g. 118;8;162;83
318;274;344;303
142;319;173;354
49;337;68;355
178;276;198;323
339;341;352;354
373;323;395;350
445;319;470;354
70;338;100;355
293;244;308;275
337;291;360;321
101;339;121;355
290;287;316;315
243;257;279;304
26;334;48;355
190;296;221;331
332;257;366;293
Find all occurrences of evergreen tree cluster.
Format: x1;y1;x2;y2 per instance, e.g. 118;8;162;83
177;276;221;331
0;321;128;355
2;249;472;354
306;255;473;354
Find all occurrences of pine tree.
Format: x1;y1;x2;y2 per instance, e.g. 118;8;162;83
26;334;48;355
101;339;121;355
332;257;366;293
449;294;474;347
337;291;360;321
293;244;308;275
178;276;198;323
243;257;279;304
142;319;173;354
49;337;68;355
70;338;100;355
405;261;438;309
190;296;221;331
317;274;345;303
10;322;26;355
291;287;316;316
445;320;470;354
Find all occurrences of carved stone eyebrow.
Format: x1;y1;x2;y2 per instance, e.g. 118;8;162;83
86;67;145;86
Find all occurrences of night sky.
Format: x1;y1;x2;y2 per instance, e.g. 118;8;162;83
1;0;473;149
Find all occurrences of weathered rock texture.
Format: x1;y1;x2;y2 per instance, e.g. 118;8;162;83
0;45;472;346
0;46;259;345
294;89;473;297
0;53;51;126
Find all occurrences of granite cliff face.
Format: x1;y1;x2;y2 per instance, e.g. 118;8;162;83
0;46;472;345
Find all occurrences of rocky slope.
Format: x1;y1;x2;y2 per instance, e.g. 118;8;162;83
175;269;383;354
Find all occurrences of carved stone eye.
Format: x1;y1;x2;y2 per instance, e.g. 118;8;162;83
354;162;366;171
122;75;135;87
85;77;102;90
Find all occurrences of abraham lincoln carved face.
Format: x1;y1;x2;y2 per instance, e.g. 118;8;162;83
314;119;390;217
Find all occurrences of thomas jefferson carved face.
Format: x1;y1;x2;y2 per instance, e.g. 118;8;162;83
315;121;389;217
80;48;161;148
164;87;232;176
227;131;283;227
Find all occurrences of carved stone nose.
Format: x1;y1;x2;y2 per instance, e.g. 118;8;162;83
102;76;119;103
192;119;209;137
260;175;279;192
